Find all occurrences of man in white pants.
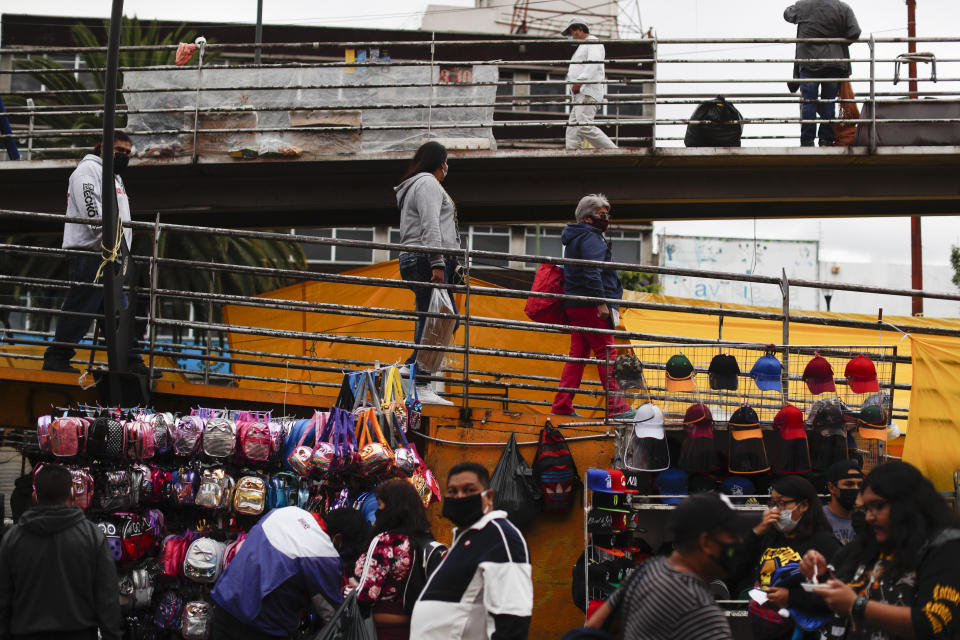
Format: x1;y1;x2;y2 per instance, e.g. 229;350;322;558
563;17;617;150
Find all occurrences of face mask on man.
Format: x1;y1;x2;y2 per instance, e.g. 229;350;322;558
707;537;739;576
836;488;859;511
774;508;798;534
441;490;490;529
113;152;130;175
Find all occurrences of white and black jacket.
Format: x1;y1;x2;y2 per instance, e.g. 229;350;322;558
410;510;533;640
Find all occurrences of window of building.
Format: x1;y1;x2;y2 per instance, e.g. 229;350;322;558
293;227;375;264
605;81;648;118
463;225;510;267
529;72;567;113
524;226;563;268
607;230;644;264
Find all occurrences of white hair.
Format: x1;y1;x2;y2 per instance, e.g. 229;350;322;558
574;193;610;223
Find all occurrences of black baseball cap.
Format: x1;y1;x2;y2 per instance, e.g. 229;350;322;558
708;353;740;391
669;491;755;542
827;459;863;485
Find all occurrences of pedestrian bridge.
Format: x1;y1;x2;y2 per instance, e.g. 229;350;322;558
2;34;960;227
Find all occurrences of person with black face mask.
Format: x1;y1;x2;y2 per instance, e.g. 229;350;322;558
824;460;864;545
550;193;635;420
584;492;752;639
42;130;154;378
410;462;532;640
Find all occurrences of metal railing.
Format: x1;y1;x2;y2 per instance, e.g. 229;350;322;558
1;35;958;157
1;207;954;421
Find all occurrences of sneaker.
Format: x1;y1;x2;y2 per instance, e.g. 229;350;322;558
397;364;411;377
417;385;454;406
127;361;162;379
551;410;582;418
610;408;637;421
42;360;80;374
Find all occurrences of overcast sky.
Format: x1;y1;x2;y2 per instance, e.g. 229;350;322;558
5;0;959;303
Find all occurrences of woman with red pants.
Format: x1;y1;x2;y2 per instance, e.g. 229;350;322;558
551;193;635;420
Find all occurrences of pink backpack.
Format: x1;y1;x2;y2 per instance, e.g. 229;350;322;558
124;418;155;461
238;418;272;463
223;533;248;569
70;467;95;510
37;416;52;454
50;417;87;457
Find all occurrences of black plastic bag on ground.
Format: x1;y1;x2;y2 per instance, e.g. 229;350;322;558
684;96;744;147
491;433;542;529
313;591;376;640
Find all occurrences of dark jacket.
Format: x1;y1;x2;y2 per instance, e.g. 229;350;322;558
0;504;122;640
784;0;861;76
561;223;623;309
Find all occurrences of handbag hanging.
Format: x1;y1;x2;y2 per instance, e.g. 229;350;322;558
355;408;394;476
380;366;408;439
404;365;423;431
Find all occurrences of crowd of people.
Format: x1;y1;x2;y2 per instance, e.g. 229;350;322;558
6;456;956;640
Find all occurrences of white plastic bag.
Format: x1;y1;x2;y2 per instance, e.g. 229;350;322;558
416;288;456;373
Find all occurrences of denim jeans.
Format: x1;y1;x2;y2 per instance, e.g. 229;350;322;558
44;255;144;366
398;252;459;384
799;68;841;146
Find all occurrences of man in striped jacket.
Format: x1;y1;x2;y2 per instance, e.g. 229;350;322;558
410;462;533;640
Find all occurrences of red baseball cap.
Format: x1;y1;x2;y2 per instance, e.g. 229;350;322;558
608;469;639;493
845;355;880;393
683;403;715;439
773;404;807;440
802;354;836;395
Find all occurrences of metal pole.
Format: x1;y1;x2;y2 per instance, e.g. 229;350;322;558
255;0;263;66
462;244;471;409
907;0;923;316
869;36;877;153
147;211;160;381
101;0;126;402
780;269;790;397
25;98;34;161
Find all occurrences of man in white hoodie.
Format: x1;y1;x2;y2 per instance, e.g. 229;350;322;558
563;18;617;150
42;131;151;376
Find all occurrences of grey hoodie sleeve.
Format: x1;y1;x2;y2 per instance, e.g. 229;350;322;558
94;537;123;640
410;179;447;268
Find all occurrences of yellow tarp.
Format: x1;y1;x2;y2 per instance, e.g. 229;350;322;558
223;262;960;429
903;335;960;491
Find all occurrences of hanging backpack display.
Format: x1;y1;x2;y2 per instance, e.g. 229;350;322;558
532;422;579;513
183;538;226;583
181;600;212;640
491;433;541;529
684;96;744;147
173;415;204;457
233;475;267;515
237;414;273;464
202;413;237;459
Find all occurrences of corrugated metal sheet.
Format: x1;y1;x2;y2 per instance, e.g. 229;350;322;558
0;447;26;524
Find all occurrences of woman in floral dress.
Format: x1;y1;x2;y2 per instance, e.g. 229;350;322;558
353;479;435;640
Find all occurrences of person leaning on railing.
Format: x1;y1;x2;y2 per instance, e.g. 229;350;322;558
784;0;861;147
550;194;634;420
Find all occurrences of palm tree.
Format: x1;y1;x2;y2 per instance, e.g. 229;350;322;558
4;17;202;158
3;18;307;375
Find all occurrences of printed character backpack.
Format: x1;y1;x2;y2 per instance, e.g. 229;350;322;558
532;422;580;513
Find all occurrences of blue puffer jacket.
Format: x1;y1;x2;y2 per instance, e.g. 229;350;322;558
561;222;622;308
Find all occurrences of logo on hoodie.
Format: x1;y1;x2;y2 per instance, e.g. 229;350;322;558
82;183;98;217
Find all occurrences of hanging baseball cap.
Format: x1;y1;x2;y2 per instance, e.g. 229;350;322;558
665;353;696;392
845;355;880;393
802;353;837;395
773;404;806;440
654;468;688;505
857;405;888;440
806;397;847;429
708;353;740;391
688;474;719;494
749;354;782;392
683;403;715;439
607;469;639;493
632;402;665;439
593;492;631;512
586;468;619;493
561;16;589;35
720;475;756;505
729;405;762;441
613;352;645;390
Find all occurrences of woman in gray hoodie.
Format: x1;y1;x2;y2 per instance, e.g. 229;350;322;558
394;141;461;406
